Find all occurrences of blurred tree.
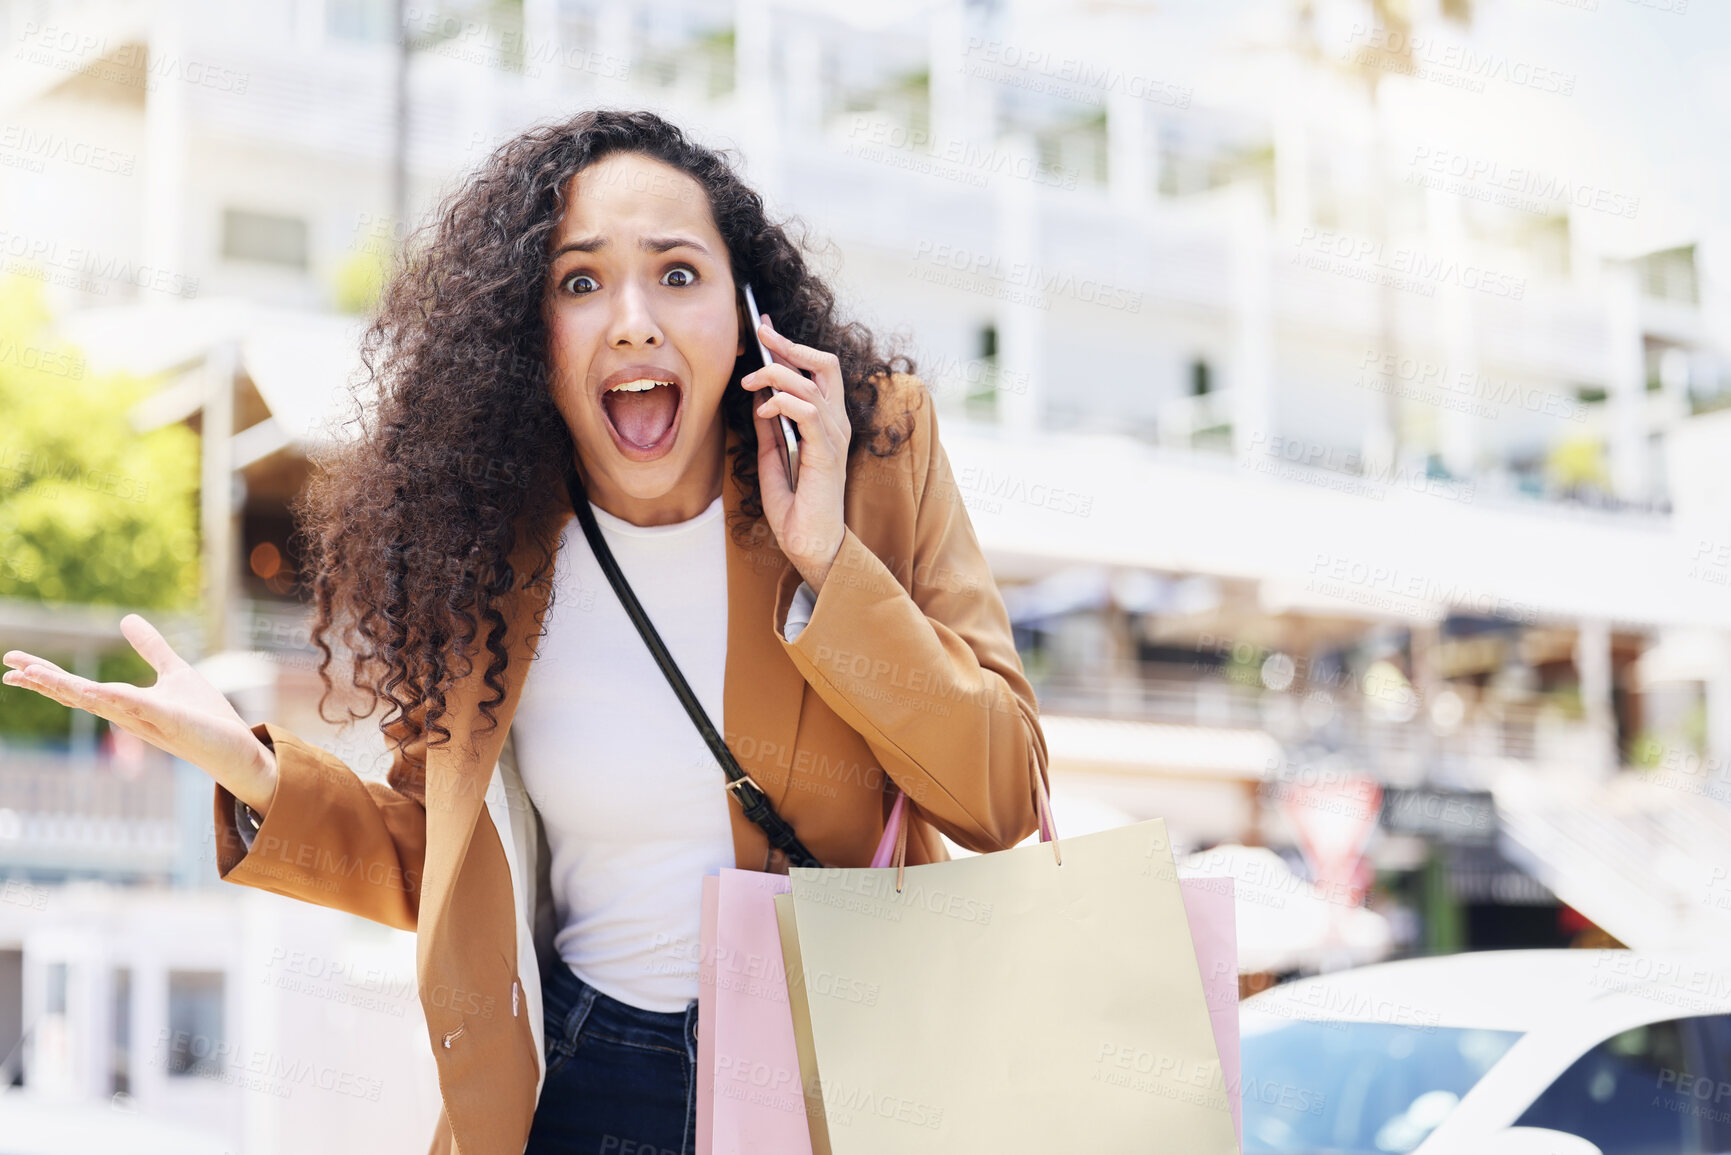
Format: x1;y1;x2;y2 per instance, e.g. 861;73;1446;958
331;238;393;315
1544;434;1611;496
0;274;201;739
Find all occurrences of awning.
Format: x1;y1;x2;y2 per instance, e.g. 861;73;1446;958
944;422;1731;631
1039;714;1282;781
1493;763;1731;950
1633;628;1731;688
54;297;371;451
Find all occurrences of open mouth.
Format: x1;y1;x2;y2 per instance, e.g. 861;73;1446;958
600;379;683;458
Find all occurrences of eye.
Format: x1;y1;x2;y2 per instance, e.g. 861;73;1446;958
561;271;598;295
663;264;698;287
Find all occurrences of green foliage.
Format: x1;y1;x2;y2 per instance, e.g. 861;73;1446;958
1544;433;1610;493
331;238;393;315
1629;701;1708;773
1628;731;1665;769
0;274;201;738
891;67;930;97
0;647;154;744
695;25;735;53
1544;683;1584;720
1224;646;1265;687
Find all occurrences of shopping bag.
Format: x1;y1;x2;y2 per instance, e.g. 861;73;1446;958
1177;874;1242;1147
774;890;831;1155
696;868;813;1155
697;874;720;1154
701;795;1043;1153
695;794;963;1155
777;783;1239;1154
850;792;1242;1146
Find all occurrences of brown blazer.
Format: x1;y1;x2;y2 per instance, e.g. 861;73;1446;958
210;372;1051;1154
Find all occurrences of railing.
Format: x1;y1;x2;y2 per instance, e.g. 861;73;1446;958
0;753;180;876
1154;389;1236;452
1033;670;1265;729
1029;667;1595;779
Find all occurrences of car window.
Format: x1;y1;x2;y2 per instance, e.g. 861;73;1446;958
1240;1019;1522;1154
1514;1018;1713;1154
1689;1014;1731;1154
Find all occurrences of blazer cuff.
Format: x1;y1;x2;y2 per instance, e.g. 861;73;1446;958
234;795;262;851
783;580;818;643
210;721;327;889
776;526;903;639
772;527;880;647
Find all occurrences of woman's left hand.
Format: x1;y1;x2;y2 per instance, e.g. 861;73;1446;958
743;312;850;594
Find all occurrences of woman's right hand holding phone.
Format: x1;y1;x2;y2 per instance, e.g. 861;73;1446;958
3;613;279;816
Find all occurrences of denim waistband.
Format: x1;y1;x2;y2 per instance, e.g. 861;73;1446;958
543;961;699;1057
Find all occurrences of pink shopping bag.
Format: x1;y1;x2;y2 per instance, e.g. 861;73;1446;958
692;796;954;1155
697;874;720;1154
1178;874;1242;1148
698;868;813;1155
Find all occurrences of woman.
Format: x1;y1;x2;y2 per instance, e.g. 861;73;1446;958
1;109;1049;1155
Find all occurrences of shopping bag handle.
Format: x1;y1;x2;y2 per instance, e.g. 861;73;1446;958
870;772;1061;892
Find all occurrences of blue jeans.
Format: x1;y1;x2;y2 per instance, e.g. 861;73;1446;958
524;960;700;1155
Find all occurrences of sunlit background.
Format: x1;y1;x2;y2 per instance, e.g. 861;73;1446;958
3;0;1731;1151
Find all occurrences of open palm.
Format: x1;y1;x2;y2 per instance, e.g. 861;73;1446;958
2;613;278;811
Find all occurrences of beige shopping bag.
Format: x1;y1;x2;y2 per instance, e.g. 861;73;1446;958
774;891;832;1155
776;808;1237;1155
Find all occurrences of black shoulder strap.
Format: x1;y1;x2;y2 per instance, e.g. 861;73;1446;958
565;462;822;870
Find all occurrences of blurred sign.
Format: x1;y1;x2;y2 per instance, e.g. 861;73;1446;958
1445;843;1554;906
1380;787;1497;845
1278;775;1382;905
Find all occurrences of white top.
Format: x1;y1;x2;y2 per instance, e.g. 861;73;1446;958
509;494;817;1012
234;494;818;1013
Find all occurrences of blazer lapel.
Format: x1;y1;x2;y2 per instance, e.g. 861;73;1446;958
718;422;809;868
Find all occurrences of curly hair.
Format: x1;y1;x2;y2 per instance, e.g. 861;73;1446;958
295;108;919;754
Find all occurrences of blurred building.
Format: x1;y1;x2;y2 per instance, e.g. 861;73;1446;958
3;0;1731;1147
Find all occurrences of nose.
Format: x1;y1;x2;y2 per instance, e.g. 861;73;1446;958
605;278;663;349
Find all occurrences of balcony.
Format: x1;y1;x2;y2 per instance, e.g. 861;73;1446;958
0;753;181;879
1029;664;1608;786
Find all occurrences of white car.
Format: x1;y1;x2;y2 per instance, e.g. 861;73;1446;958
1240;949;1731;1155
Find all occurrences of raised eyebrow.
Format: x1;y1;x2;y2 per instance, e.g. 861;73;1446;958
550;235;712;258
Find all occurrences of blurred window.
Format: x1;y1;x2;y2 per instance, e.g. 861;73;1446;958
221;209;309;270
0;949;20;1087
1639;245;1699;306
165;970;224;1078
111;966;130;1096
1190;357;1212;397
44;962;67;1015
1514;1018;1710;1153
326;0;394;43
1241;1019;1522;1154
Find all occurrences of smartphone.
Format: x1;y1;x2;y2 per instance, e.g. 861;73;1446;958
742;282;801;492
